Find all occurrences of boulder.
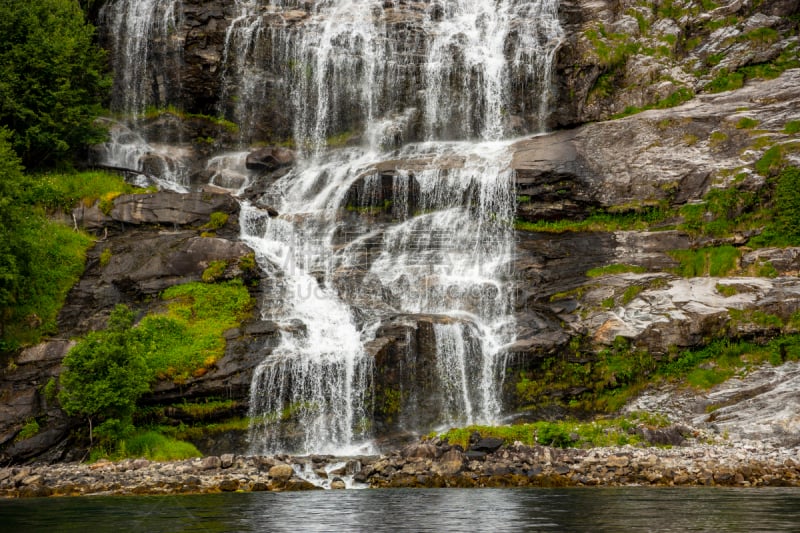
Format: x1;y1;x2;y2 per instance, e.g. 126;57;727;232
245;147;295;172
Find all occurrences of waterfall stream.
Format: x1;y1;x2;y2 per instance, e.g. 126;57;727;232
100;0;563;454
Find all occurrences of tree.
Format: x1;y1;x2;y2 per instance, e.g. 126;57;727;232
0;0;110;167
0;130;26;340
58;305;151;444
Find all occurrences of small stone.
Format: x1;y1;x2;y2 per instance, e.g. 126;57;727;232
330;477;346;489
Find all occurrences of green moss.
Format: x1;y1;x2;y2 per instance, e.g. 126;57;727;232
729;308;783;329
99;247;112;267
201;260;228;283
755;145;786;176
173;399;238;418
736;117;759;129
516;195;531;203
715;283;738;297
738;27;780;45
14;418;40;442
238;252;257;273
706;70;745;93
137;280;253;382
784;121;800;135
709;131;728;148
433;413;670;450
622;285;643;305
202;212;229;231
586;264;647;278
142;105;239;134
602;297;615;309
611;87;694;119
346;199;393;215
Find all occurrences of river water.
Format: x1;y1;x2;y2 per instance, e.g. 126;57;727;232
2;488;799;532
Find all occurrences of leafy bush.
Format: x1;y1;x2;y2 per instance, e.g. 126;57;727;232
59;305;151;443
0;0;110;167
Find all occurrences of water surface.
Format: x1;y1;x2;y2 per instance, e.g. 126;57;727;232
2;487;799;532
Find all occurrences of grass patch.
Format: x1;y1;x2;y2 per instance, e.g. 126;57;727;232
137;280;253;382
25;170;144;213
736;117;759;129
612;87;694;119
715;283;738;297
784;120;800;135
173;399;238;418
14;419;41;442
92;430;202;462
143;105;239;134
586;264;647;278
658;335;800;389
515;206;670;233
669;245;740;277
2;215;94;349
432;413;671;449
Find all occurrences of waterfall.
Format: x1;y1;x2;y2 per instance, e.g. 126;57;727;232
100;0;564;454
102;0;183;116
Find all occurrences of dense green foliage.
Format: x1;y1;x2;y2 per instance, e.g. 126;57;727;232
0;0;109;167
58;305;151;442
59;280;252;453
0;135;102;350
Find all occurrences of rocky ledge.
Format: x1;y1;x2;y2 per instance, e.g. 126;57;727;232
2;439;798;498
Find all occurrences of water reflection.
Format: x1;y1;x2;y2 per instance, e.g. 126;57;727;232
1;488;799;532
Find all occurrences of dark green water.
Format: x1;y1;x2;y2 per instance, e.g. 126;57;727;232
1;487;799;532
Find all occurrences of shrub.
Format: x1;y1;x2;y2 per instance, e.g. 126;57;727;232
59;305;151;443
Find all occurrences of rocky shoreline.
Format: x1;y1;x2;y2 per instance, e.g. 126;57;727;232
2;439;798;498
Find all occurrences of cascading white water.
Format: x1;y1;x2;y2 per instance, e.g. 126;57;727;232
223;0;563;151
101;0;563;454
98;0;188;190
102;0;183;116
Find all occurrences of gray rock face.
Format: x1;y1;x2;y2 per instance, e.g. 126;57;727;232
514;69;800;216
551;0;800;127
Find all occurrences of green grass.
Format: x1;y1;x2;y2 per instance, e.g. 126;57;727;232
658;335;800;389
668;245;740;277
92;430;202;462
173;398;238;418
14;419;41;442
784;121;800;135
715;283;738;297
736;117;759;129
622;285;643;305
142;105;239;134
432;413;671;450
2;215;95;349
586;264;647;278
755;145;786;176
137;280;253;382
611;88;694;119
25;170;145;213
515;206;670;233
